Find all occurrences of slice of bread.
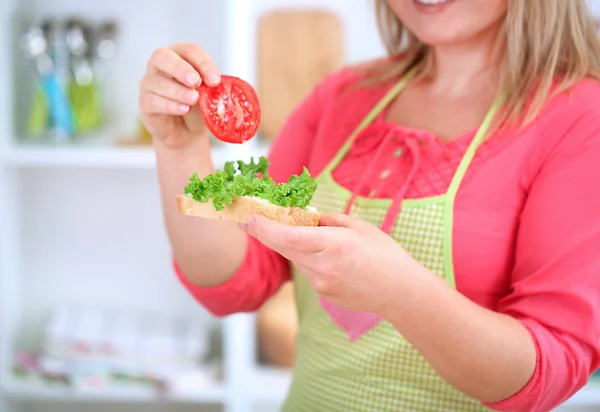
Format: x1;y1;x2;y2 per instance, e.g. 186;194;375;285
176;194;321;226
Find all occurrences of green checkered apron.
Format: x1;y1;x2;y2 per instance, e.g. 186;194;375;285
282;71;503;411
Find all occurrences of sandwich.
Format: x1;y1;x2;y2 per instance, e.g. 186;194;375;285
177;156;321;226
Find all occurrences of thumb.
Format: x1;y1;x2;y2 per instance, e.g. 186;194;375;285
182;104;207;134
319;212;370;230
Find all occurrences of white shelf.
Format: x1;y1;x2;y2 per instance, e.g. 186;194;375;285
1;145;156;169
2;378;227;404
0;139;271;169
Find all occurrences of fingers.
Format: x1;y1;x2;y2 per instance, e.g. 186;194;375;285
245;214;330;254
142;43;221;118
142;92;191;115
319;212;371;230
171;43;221;87
146;43;220;88
143;74;199;106
148;46;200;87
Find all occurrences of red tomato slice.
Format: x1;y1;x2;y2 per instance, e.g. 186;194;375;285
197;75;261;144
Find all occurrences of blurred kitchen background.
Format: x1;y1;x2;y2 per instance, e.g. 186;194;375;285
0;1;599;412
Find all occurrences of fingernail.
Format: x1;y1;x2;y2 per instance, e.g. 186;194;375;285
185;72;199;86
238;223;248;232
246;216;255;226
178;104;190;113
205;72;220;85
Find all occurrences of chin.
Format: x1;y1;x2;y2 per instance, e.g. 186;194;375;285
410;29;470;46
386;0;508;46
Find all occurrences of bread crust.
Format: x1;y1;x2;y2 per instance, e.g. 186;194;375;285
176;194;320;226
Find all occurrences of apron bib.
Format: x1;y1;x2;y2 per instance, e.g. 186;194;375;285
282;71;503;411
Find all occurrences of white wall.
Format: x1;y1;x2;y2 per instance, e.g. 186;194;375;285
589;0;600;15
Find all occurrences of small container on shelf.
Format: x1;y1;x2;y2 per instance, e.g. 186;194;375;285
9;303;220;398
17;16;119;145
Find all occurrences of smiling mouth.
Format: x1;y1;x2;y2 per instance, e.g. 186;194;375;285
413;0;455;13
414;0;452;4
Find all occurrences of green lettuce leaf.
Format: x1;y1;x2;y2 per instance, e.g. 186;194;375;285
184;156;317;211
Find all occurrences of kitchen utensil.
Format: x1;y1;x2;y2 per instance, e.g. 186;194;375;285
91;21;119;133
22;25;52;137
66;18;94;86
93;21;118;76
257;9;344;140
66;18;101;133
21;22;75;139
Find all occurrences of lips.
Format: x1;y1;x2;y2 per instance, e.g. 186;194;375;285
414;0;451;4
412;0;455;14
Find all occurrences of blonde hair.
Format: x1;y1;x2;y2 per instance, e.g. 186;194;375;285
363;0;600;131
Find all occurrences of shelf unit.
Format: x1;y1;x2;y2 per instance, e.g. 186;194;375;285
0;0;289;411
0;138;271;169
3;378;227;403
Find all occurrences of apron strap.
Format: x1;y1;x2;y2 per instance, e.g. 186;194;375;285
445;94;506;200
441;93;506;289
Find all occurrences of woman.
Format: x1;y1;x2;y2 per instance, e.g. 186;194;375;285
139;0;600;410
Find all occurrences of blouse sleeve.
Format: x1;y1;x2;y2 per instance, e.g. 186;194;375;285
174;70;347;317
485;107;600;411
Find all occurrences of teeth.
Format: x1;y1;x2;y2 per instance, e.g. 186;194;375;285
415;0;450;4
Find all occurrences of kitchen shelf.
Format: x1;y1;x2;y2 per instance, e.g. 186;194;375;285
1;144;156;169
0;139;271;169
2;378;227;404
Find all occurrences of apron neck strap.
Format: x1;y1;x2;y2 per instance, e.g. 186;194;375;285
445;93;506;200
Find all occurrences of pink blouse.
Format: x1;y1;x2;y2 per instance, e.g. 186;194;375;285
174;67;600;411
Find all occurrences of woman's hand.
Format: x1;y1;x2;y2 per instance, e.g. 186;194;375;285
139;43;221;149
242;212;416;314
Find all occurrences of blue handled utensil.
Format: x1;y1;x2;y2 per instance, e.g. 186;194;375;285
21;25;75;139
